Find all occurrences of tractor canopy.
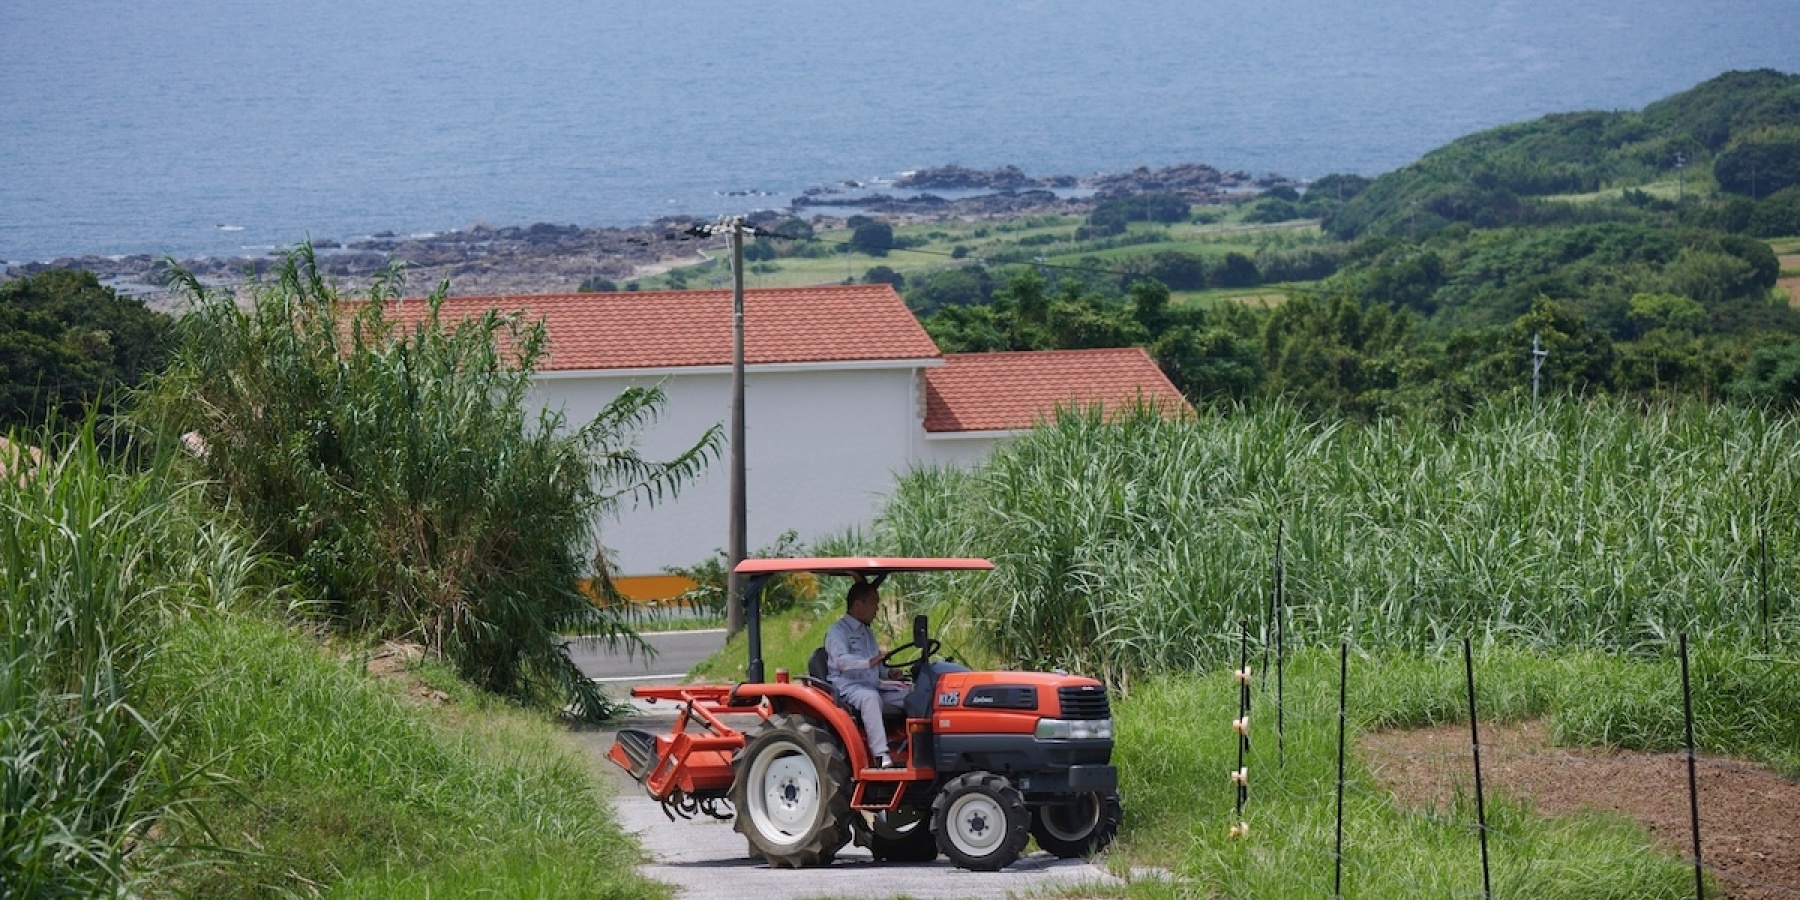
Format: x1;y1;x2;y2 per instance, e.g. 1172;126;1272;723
731;557;993;682
733;557;995;577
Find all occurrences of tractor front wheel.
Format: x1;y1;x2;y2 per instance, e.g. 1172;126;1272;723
931;771;1030;871
1030;791;1122;858
730;714;854;867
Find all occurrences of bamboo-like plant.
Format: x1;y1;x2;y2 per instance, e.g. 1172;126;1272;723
139;246;720;719
881;398;1800;679
0;421;252;894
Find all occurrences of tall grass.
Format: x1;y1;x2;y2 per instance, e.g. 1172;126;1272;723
880;398;1800;680
0;422;272;895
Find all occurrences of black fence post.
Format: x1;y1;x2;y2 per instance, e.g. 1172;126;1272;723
1680;633;1705;900
1233;621;1251;838
1463;638;1493;900
1262;523;1280;689
1276;521;1286;768
1760;526;1770;654
1334;641;1348;899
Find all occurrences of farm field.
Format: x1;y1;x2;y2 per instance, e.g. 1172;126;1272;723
627;211;1327;312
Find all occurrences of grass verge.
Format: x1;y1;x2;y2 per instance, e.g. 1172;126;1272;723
149;613;669;898
1112;643;1794;898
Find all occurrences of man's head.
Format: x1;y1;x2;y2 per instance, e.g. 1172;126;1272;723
845;581;880;624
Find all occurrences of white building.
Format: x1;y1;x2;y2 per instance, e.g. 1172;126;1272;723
388;285;1189;596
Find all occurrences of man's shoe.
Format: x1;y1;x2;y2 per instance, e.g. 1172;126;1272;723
876;754;901;769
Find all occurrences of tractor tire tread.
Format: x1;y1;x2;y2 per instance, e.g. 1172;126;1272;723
730;713;854;868
931;771;1030;872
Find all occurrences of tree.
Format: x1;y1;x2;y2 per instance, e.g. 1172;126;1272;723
1151;325;1263;402
1714;133;1800;198
1212;252;1261;289
1129;279;1171;334
141;246;721;720
1626;292;1708;336
1307;173;1373;203
1507;297;1616;394
1664;248;1761;307
904;267;993;313
742;237;778;262
0;269;173;431
863;265;905;288
768;217;815;240
1144;252;1207;291
851;219;895;257
1087;193;1191;235
1747;187;1800;237
1730;341;1800;407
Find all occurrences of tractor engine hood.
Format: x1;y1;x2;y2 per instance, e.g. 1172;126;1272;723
928;671;1111;736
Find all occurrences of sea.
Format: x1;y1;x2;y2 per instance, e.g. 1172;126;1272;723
1;0;1793;265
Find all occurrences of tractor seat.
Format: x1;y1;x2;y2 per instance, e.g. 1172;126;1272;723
805;647;905;723
805;647;857;716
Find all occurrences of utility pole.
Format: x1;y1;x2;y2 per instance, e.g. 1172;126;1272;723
1531;331;1548;404
726;217;748;638
685;216;753;639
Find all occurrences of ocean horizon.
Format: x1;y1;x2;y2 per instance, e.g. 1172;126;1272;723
3;0;1794;264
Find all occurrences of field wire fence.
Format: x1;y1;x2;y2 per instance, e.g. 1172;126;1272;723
1222;624;1799;899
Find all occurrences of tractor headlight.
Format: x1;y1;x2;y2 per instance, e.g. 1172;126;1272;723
1034;718;1113;740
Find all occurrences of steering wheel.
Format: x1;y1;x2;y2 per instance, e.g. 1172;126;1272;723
881;637;942;674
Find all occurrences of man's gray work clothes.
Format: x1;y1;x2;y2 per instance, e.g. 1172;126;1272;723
825;614;910;762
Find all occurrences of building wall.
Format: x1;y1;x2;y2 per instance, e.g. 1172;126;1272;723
534;362;929;576
916;430;1006;469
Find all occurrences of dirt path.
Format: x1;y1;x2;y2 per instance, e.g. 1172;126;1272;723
1361;721;1800;899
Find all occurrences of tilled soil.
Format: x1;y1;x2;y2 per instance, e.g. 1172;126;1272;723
1361;721;1800;899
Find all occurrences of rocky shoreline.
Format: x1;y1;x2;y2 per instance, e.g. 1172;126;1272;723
3;163;1299;307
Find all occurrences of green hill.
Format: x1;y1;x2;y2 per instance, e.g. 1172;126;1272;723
1325;69;1800;240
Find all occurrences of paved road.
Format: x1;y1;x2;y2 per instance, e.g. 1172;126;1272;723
566;628;727;691
567;631;1126;899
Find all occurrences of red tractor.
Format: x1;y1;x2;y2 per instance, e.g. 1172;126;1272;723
607;557;1120;871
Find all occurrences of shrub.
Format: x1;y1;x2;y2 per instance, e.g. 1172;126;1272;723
664;530;820;617
141;246;720;719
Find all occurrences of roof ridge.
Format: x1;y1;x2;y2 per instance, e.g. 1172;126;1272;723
367;284;941;371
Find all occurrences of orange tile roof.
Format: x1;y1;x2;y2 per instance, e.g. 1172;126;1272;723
373;285;940;371
922;348;1191;433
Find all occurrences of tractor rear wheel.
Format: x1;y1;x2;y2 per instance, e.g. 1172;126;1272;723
1030;790;1122;858
931;771;1030;871
730;714;854;867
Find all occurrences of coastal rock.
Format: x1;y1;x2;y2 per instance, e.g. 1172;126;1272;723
896;164;1039;190
1088;163;1300;202
4;160;1295;303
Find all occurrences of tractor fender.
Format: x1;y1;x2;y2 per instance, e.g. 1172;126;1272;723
730;681;875;770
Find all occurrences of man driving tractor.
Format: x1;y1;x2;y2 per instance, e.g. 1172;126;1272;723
824;580;909;767
607;556;1119;871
